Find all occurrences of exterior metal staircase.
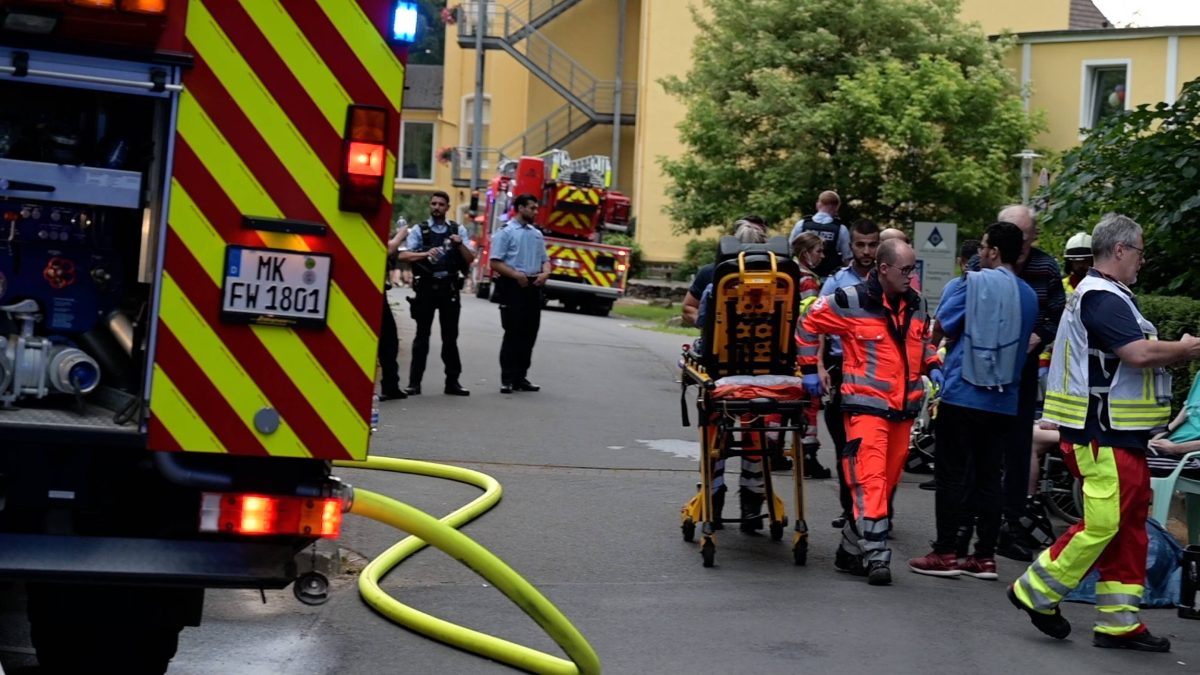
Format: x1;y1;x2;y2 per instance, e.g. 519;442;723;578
453;0;636;184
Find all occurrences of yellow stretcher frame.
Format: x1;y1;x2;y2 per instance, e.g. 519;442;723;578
677;238;809;568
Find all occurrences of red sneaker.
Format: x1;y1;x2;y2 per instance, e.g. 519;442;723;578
908;551;960;577
958;555;998;580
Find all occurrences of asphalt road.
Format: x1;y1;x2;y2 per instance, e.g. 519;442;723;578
2;289;1197;674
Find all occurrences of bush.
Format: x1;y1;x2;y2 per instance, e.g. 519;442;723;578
601;233;645;278
1140;294;1200;411
673;238;720;281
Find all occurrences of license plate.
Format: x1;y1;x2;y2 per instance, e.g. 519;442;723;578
221;246;332;328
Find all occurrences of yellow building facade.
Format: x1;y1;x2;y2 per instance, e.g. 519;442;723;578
405;0;1200;264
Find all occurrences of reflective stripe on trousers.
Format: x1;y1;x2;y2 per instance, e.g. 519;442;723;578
1012;442;1149;635
840;414;912;563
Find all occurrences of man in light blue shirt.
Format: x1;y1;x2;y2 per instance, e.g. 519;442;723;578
908;221;1037;579
489;194;551;394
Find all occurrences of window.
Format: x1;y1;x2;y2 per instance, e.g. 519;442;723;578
459;94;491;166
399;121;434;182
1082;61;1129;130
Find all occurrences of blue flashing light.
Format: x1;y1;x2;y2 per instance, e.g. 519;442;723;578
391;2;419;43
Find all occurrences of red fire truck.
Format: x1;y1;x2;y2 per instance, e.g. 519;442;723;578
473;150;632;316
0;0;408;669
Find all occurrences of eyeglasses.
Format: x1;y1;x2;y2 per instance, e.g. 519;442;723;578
1122;243;1145;259
888;264;917;277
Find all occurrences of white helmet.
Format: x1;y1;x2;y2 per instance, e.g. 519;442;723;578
1064;232;1093;260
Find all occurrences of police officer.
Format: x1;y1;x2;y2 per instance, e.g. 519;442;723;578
788;190;851;277
397;191;474;396
488;193;550;394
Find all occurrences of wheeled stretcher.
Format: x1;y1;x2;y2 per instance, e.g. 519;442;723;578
679;236;809;567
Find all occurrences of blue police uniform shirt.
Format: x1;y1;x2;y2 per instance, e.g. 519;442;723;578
935;272;1038;416
489;220;548;275
818;265;869;357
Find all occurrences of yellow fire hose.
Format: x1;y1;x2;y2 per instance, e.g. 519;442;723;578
332;457;600;675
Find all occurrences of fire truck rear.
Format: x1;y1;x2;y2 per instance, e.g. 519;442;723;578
0;0;407;669
474;151;632;316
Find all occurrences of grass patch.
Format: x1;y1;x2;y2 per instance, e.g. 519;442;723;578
613;301;700;337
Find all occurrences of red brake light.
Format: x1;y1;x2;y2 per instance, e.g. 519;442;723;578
120;0;168;14
339;104;389;213
68;0;116;7
200;493;343;538
346;141;385;177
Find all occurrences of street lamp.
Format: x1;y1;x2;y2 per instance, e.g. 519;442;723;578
1013;149;1043;207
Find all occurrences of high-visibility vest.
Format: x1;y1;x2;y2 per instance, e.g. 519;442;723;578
1043;273;1172;430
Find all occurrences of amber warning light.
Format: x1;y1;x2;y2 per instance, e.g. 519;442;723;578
199;493;343;538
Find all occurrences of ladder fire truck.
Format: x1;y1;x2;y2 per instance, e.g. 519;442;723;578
473;150;632;316
0;0;409;669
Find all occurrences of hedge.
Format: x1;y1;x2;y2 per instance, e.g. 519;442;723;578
1140;294;1200;411
673;238;720;281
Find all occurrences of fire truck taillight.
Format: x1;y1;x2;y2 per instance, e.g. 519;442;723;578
200;493;343;538
339;105;388;213
120;0;168;14
346;142;385;177
67;0;116;7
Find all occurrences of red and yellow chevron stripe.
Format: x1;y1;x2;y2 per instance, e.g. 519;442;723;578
147;0;404;460
545;209;595;235
546;244;624;289
555;185;601;206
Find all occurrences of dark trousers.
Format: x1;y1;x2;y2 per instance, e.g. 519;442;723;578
408;282;462;386
825;356;852;516
378;293;401;394
497;278;542;384
1003;352;1040;521
933;403;1011;558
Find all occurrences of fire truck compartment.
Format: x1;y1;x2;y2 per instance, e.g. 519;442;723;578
0;54;176;442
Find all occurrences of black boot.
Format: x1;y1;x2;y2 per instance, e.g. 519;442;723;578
802;444;831;479
738;488;764;534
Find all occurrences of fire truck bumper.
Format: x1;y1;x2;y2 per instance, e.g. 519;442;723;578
0;533;305;588
544;280;622;300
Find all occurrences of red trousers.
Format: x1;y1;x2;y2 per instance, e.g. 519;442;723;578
1013;443;1150;635
840;413;913;563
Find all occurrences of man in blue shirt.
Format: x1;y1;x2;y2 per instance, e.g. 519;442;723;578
909;221;1038;579
489;194;551;394
817;219;880;527
397;191;475;396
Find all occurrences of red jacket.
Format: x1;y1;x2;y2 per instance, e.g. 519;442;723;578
794;267;822;368
798;272;936;420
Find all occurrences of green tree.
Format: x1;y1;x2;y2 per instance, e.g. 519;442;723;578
661;0;1041;234
1040;78;1200;295
409;0;447;65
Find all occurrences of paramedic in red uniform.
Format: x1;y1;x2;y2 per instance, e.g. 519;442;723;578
798;239;941;585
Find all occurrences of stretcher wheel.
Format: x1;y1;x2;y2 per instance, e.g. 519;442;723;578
681;518;695;542
701;537;715;568
769;521;784;541
792;539;808;566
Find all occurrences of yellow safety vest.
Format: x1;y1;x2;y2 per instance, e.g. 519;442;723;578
1043;274;1172;431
